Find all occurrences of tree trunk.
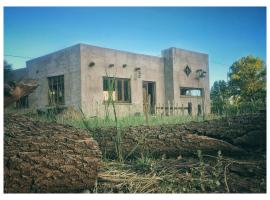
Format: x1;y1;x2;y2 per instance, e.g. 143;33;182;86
93;113;265;158
4;114;101;193
94;126;246;159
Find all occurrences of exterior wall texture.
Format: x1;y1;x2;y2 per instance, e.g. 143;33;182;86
80;44;165;117
163;48;210;115
26;44;81;109
22;43;210;117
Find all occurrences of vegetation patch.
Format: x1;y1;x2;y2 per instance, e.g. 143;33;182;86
95;150;266;193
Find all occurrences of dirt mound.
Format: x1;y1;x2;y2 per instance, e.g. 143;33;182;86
4;114;102;193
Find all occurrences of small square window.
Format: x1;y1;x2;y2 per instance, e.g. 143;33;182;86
184;65;191;76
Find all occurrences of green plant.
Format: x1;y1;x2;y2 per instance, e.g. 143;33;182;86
228;55;266;103
178;150;224;193
134;156;154;173
61;114;214;130
104;71;123;162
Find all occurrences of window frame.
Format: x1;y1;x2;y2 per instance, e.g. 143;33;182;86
180;87;203;97
48;75;65;106
103;77;131;103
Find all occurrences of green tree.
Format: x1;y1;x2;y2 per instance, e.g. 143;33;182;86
4;60;14;84
228;55;266;103
210;80;229;115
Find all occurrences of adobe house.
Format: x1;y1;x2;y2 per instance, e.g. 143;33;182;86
14;43;210;117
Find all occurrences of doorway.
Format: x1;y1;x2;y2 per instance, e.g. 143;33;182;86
143;81;156;114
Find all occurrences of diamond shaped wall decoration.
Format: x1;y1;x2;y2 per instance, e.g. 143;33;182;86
184;65;191;76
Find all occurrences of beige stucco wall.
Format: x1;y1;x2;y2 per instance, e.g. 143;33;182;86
163;47;210;115
79;44;165;117
23;43;209;117
26;44;81;109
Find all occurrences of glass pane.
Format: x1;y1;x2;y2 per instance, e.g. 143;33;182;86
103;78;108;91
124;80;130;101
48;75;64;105
180;88;202;96
190;89;201;96
117;80;122;101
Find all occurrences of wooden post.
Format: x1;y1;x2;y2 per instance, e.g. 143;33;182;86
172;100;175;115
155;104;157;116
148;94;151;114
202;89;205;120
168;100;171;116
163;103;165;116
181;104;184;115
143;89;149;125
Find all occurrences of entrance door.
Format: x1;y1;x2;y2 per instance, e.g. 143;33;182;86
143;81;156;114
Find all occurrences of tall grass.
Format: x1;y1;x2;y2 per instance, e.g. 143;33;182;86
104;71;123;162
59;114;219;130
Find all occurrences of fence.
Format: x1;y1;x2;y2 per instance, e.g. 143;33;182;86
11;99;202;118
88;100;195;118
145;100;199;117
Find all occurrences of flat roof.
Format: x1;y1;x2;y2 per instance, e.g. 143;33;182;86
26;43;208;64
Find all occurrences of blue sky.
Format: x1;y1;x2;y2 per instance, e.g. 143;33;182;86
4;7;266;87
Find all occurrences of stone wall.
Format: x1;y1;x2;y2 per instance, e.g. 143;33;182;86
93;112;266;159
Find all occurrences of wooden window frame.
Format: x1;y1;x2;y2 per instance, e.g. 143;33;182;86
103;77;131;103
180;87;203;97
48;75;65;106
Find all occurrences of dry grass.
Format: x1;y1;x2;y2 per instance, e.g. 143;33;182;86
93;152;266;193
97;161;162;193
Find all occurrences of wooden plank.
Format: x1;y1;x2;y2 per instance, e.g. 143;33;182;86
181;104;184;115
168;101;170;116
172;100;175;116
163;103;165;116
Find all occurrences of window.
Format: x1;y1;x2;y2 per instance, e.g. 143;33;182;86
103;77;131;103
16;95;29;109
48;75;65;106
180;87;202;97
